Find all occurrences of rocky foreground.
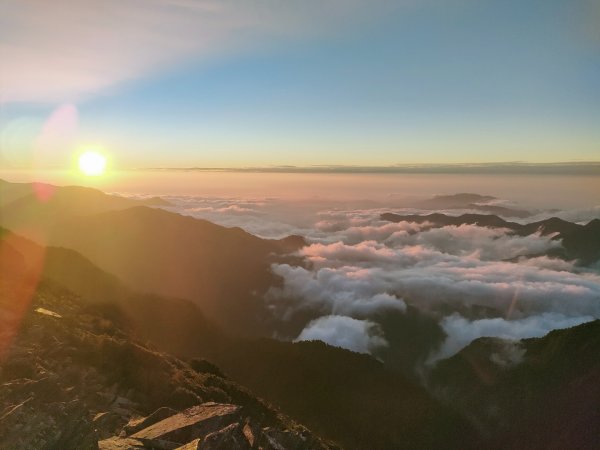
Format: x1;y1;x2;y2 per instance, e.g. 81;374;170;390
0;279;338;450
0;223;479;450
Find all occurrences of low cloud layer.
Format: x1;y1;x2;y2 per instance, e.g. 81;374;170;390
295;315;389;354
269;264;406;320
161;194;600;363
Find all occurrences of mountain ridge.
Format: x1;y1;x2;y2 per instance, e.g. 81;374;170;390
428;320;600;449
381;212;600;264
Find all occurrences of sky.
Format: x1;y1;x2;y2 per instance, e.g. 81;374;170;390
1;0;599;169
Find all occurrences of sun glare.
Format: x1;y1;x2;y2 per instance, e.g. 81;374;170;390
78;151;107;176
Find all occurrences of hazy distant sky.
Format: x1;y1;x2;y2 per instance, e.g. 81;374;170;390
1;0;599;168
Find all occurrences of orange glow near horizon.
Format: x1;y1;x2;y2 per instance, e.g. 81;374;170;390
1;169;600;211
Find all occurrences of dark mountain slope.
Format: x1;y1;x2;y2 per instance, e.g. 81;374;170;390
1;227;480;450
1;226;222;358
43;246;226;358
560;218;600;265
428;321;600;449
0;232;477;449
0;179;168;241
0;276;336;449
519;216;582;235
202;338;478;450
1;233;335;449
0;179;307;336
47;206;304;335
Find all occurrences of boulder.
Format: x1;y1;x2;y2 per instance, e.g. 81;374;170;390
260;427;315;450
93;411;129;439
124;406;178;435
98;436;145;449
131;403;241;444
174;438;201;449
202;422;252;450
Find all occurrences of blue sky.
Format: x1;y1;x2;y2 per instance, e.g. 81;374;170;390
1;0;598;168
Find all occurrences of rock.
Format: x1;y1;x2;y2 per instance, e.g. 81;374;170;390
111;395;137;409
131;403;241;444
0;274;336;450
34;307;62;319
98;436;146;449
260;427;316;450
124;407;178;435
109;395;138;418
174;438;201;449
134;436;180;449
202;422;252;450
94;411;129;439
242;423;255;447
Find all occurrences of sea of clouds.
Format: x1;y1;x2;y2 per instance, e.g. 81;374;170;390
148;194;600;366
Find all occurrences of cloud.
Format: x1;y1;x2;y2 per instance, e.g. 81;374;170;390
337;221;428;245
147;194;600;363
268;264;407;320
428;313;595;364
301;241;401;264
189;204;259;215
273;253;600;319
0;0;386;103
159;196;317;238
387;225;562;260
489;341;526;368
268;216;600;360
516;255;576;271
295;315;389;354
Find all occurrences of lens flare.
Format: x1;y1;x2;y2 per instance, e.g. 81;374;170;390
78;151;106;176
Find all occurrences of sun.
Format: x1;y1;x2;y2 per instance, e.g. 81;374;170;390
78;151;107;176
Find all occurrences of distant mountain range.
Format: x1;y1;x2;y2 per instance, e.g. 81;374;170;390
381;211;600;265
410;193;533;218
0;179;304;336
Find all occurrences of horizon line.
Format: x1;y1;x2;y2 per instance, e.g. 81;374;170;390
135;161;600;175
3;161;600;175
